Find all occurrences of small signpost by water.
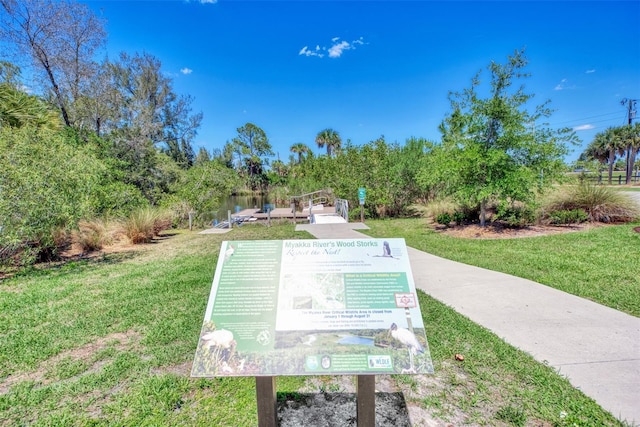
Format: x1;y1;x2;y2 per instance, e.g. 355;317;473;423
191;238;433;426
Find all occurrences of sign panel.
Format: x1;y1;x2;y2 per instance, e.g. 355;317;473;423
191;238;433;377
358;187;366;205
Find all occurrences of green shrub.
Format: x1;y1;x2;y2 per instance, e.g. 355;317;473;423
0;127;106;266
547;209;588;225
436;213;452;226
93;181;148;217
453;211;467;225
495;202;536;227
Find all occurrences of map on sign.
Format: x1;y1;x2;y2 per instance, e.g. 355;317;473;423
191;238;433;377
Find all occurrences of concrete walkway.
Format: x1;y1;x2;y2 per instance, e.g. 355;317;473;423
296;223;640;425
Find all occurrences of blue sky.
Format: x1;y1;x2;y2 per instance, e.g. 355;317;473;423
88;0;640;163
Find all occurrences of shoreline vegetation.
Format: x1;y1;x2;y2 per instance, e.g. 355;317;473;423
0;222;633;426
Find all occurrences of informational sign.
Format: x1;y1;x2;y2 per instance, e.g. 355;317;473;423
191;238;433;377
358;187;366;205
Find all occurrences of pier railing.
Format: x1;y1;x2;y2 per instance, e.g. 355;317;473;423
289;189;334;212
335;198;349;223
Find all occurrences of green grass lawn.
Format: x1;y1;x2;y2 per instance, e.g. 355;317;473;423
0;223;629;426
363;219;640;317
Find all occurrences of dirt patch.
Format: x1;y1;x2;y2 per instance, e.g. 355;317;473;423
276;372;476;427
0;330;142;394
437;222;602;239
151;360;193;377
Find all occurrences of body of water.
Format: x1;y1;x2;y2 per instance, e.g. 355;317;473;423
337;335;375;346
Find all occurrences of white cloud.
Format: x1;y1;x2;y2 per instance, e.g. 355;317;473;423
299;46;324;58
585;69;596;74
328;40;350;58
199;0;217;4
299;36;366;59
573;124;595;131
554;78;568;91
180;67;193;75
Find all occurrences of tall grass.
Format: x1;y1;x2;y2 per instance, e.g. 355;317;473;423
72;219;114;251
543;184;640;223
122;207;173;244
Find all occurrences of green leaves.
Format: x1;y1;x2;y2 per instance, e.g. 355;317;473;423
0;127;107;264
436;49;576;225
169;161;241;220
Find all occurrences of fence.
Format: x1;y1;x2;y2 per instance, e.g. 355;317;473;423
579;174;640;185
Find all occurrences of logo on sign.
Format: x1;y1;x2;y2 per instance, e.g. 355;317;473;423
394;292;417;308
367;355;392;369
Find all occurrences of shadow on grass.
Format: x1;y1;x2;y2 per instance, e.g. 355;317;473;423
1;250;139;282
277;391;411;426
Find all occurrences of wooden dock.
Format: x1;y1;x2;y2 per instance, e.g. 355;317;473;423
233;205;337;221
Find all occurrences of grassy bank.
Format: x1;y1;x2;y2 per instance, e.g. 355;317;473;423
363;219;640;318
0;224;627;425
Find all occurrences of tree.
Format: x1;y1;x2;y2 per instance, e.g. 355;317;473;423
290;142;311;163
194;147;212;166
232;123;273;189
315;128;342;157
435;49;577;226
170;161;240;222
619;122;640;184
0;82;61;130
583;127;625;184
100;52;201;170
0;0;106;127
0;60;20;86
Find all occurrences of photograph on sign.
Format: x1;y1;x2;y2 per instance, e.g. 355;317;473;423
191;238;433;377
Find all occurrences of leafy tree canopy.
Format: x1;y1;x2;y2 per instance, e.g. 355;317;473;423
422;49;578;225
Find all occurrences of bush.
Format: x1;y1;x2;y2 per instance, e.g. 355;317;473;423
453;211;467;225
436;213;452;226
495;201;536;227
0;127;107;267
547;209;588;225
544;184;640;223
93;182;148;217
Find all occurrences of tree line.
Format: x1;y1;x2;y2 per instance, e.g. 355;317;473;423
4;0;633;268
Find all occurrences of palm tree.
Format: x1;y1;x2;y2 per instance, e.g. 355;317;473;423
619;123;640;184
0;83;61;130
315;128;342;157
584;127;625;184
270;159;287;177
290;142;310;164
